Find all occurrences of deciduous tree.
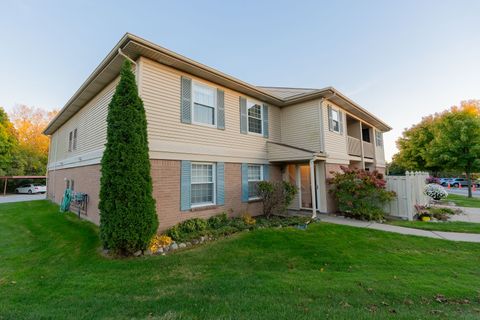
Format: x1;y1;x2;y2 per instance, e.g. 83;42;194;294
0;107;18;175
429;102;480;197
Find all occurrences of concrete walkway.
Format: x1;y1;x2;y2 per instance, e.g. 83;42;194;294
317;215;480;243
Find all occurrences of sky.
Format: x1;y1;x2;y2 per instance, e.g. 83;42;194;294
1;0;479;161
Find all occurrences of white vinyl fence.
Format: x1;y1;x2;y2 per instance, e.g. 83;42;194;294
385;171;430;220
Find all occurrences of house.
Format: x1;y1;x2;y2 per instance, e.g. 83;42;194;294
44;33;391;231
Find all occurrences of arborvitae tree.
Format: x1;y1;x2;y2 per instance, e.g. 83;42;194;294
99;60;158;255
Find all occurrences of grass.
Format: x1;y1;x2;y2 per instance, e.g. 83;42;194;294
446;194;480;208
387;220;480;234
1;201;480;319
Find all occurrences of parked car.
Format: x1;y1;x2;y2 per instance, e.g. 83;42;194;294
448;178;480;188
439;178;453;186
15;184;47;194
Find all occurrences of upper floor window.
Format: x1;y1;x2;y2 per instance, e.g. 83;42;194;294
330;109;340;133
375;131;384;147
68;128;78;152
193;82;216;126
248;164;263;199
191;162;216;206
247;100;263;135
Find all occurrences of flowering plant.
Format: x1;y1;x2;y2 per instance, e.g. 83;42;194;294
149;234;172;252
424;183;448;200
328;166;396;221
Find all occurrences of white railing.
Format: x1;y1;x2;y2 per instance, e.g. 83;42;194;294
363;141;374;158
347;136;361;156
385;171;429;220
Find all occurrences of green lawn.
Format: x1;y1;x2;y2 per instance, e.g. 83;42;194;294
446;194;480;208
1;201;480;319
387;220;480;234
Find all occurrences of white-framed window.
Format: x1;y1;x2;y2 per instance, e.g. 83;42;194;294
192;82;216;126
248;164;263;199
331;109;340;133
68;131;73;152
247;100;263;135
191;162;216;206
73;128;78;150
68;129;78;152
375;131;384;147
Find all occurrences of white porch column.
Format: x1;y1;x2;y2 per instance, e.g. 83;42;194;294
359;122;365;169
309;159;317;218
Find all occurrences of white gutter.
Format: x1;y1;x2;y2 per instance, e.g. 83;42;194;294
118;48;137;66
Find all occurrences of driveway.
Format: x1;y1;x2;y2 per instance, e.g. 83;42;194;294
0;193;47;204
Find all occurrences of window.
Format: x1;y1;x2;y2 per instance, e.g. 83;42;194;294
73;129;78;150
247;100;263;134
68;131;73;152
375;131;383;147
331;109;340;133
68;129;78;152
248;164;263;199
191;163;215;206
66;179;74;190
192;82;216;126
362;128;371;143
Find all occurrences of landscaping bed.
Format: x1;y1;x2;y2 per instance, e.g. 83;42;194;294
147;213;311;255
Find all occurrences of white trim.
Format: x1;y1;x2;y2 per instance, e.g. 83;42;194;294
191;81;217;128
247;164;264;200
246;99;264;136
190;162;216;207
330;108;340;133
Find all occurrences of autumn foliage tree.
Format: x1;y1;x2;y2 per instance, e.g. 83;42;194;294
429;102;480;197
9;105;57;175
393;100;480;197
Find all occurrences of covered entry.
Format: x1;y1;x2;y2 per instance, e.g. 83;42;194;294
267;142;327;217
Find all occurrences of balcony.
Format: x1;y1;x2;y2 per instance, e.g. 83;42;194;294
347;136;361;157
363;141;374;159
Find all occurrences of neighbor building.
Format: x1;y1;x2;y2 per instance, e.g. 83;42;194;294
44;33;391;231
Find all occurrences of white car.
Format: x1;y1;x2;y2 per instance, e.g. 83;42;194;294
15;184;47;194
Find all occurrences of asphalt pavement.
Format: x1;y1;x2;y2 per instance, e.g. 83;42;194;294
0;193;47;204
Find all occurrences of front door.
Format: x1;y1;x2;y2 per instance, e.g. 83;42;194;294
299;164;312;209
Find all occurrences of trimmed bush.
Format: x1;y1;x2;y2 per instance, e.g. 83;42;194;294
328;166;396;221
98;60;158;255
165;214;312;243
207;213;228;229
257;181;297;218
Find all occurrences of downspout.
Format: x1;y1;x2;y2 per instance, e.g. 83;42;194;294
118;48;140;90
52;134;58;201
118;48;137;66
309;156;317;219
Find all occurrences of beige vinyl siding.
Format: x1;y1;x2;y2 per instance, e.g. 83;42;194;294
280;100;322;152
140;58;281;163
47;78;119;169
375;131;386;166
322;100;349;164
267;143;314;162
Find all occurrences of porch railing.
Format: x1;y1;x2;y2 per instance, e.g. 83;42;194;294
363;141;374;158
347;136;361;156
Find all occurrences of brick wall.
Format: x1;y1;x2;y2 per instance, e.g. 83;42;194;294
47;164;101;224
48;161;282;232
151;160;282;231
